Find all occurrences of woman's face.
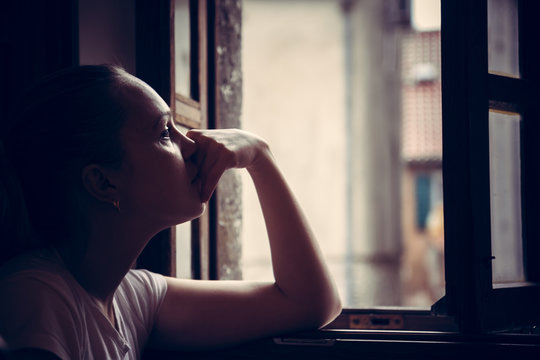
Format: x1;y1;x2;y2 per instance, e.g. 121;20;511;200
112;77;205;229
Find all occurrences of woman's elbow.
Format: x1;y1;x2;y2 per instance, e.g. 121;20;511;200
320;291;343;327
303;290;343;329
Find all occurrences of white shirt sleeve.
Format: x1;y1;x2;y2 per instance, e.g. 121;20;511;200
113;269;168;353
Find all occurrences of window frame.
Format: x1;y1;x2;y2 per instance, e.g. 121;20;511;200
169;0;211;280
441;0;540;332
136;0;211;280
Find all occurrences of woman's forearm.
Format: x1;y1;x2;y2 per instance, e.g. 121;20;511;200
247;148;342;325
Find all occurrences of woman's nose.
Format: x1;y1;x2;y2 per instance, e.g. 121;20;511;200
180;133;197;160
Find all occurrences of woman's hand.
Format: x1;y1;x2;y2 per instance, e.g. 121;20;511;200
186;129;270;202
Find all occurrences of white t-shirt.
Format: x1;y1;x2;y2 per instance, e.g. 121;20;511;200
0;249;168;359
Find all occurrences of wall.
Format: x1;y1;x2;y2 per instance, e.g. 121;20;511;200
78;0;136;73
0;0;78;134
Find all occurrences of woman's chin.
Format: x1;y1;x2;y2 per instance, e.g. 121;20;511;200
175;203;206;225
195;202;206;217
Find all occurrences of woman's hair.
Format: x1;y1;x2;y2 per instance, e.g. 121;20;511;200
0;65;131;264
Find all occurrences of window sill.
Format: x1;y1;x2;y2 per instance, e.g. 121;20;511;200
325;307;458;332
143;328;540;360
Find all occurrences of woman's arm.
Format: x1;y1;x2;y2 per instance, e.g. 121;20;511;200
151;129;341;350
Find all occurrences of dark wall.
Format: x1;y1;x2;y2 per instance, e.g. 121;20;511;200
79;0;136;74
0;0;78;134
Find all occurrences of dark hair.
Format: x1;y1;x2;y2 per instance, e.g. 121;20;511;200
0;65;131;263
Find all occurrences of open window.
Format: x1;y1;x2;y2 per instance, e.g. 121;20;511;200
140;0;540;336
239;0;540;334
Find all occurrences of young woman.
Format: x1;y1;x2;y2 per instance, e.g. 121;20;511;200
0;65;341;359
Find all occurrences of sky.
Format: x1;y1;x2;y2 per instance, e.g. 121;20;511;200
412;0;441;31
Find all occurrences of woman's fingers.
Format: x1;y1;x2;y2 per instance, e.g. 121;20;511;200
185;129;268;201
200;161;226;202
187;130;234;202
185;129;204;143
196;152;222;202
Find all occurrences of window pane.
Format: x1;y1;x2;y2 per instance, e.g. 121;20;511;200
241;0;443;308
174;0;191;97
489;110;525;284
175;124;192;279
488;0;520;78
175;221;192;278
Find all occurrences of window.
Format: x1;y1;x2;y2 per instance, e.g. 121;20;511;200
240;0;540;332
144;0;540;335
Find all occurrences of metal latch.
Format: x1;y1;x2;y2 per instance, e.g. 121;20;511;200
349;313;405;330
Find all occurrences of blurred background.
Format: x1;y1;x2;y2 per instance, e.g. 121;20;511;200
240;0;444;308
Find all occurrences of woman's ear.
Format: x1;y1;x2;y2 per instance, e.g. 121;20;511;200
81;164;118;203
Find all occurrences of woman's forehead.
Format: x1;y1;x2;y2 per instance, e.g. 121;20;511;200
120;80;170;129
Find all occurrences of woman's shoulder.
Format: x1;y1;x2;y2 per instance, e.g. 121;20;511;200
0;250;84;359
119;268;168;302
115;269;169;326
123;268;167;287
0;248;77;306
0;248;65;281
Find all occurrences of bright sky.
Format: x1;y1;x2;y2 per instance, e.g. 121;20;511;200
412;0;441;31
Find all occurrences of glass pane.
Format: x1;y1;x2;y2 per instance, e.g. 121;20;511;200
175;221;192;278
174;0;191;97
489;110;525;284
488;0;520;78
175;124;193;279
241;0;443;308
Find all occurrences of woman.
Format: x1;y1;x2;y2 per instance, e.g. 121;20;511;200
0;65;341;359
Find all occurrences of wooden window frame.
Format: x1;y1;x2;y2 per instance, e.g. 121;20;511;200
441;0;540;333
135;0;211;279
169;0;211;280
138;0;242;282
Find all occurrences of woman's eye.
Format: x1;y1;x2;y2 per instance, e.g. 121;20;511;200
160;127;170;140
